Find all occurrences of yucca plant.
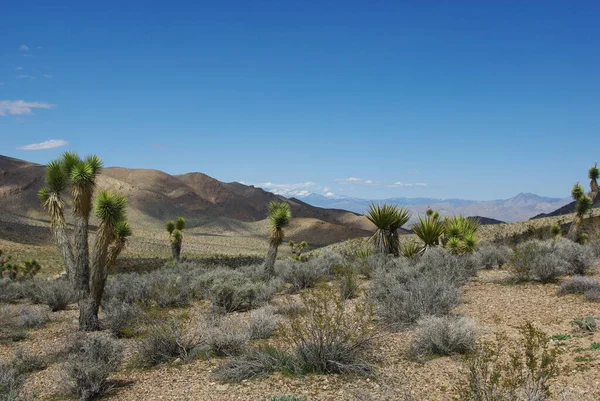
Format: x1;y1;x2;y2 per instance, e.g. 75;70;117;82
590;162;599;197
166;217;185;260
443;216;480;254
550;223;562;238
568;182;593;242
400;241;421;258
365;203;411;255
38;152;131;331
411;215;445;252
264;201;292;277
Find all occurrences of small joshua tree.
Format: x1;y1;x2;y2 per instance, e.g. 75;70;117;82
264;201;292;277
365;203;411;256
166;217;185;261
38;152;131;331
289;240;308;261
568;182;592;242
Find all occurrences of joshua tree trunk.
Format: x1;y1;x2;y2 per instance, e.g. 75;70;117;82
387;230;400;256
53;226;75;282
171;239;181;261
567;216;582;242
263;244;278;278
73;216;92;330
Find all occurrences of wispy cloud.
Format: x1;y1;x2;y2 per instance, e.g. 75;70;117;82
335;177;428;189
408;169;419;174
250;181;316;190
17;139;68;151
43;74;53;78
15;66;23;71
19;45;29;51
0;100;54;116
16;74;35;80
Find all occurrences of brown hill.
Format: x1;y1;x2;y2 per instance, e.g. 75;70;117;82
0;155;374;249
531;194;600;220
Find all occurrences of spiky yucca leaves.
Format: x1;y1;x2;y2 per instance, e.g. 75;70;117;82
412;215;445;252
443;216;480;254
590;163;599;195
165;220;175;234
175;217;185;231
400;241;421;258
365;203;411;255
264;201;292;278
571;183;585;201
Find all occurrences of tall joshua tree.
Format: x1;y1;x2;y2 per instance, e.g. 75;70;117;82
166;217;185;260
38;152;131;331
263;201;292;278
365;203;411;256
590;162;599;200
568;182;592;241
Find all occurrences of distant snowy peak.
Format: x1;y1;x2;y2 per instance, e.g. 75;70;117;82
268;188;312;197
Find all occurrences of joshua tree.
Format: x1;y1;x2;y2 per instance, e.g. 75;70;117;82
166;217;185;260
289;240;308;261
38;152;131;331
590;162;599;199
568;182;592;242
365;203;411;255
263;201;292;277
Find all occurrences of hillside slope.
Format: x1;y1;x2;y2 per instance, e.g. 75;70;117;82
0;155;374;248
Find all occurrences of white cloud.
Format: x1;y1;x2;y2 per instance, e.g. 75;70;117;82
408;169;419;174
43;74;52;78
0;100;54;116
19;45;29;51
16;66;23;71
251;181;316;190
17;139;68;150
335;177;428;189
16;75;35;80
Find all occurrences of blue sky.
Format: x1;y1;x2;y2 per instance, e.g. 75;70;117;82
1;1;599;200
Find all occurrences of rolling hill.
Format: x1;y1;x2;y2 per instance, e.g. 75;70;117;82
0;155;374;249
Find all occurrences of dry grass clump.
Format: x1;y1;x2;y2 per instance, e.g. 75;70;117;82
0;279;27;303
0;304;49;342
248;305;281;340
63;333;123;401
0;362;23;400
136;319;198;367
409;315;477;359
213;346;296;382
101;298;145;338
473;244;512;269
558;276;600;295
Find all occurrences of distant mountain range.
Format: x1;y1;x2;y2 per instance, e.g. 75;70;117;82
269;189;571;223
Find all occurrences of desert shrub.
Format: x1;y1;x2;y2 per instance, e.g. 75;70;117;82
336;266;360;300
409;315;476;358
553;238;596;275
370;265;461;327
102;299;144;338
12;348;49;374
213;346;296;382
29;279;76;311
277;258;330;292
17;305;48;329
558;276;600;295
136;319;198;367
103;272;153;306
248;306;280;340
148;271;195;307
585;288;600;302
0;305;48;343
474;244;512;269
0;280;26;304
0;362;23;401
196;254;264;269
455;322;559;401
414;248;478;286
64;333;123;401
195;268;266;312
509;240;568;283
284;284;375;375
197;315;250;356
